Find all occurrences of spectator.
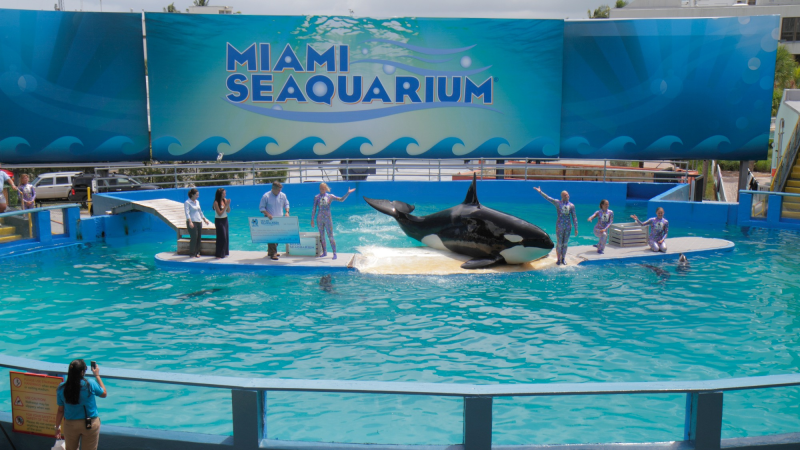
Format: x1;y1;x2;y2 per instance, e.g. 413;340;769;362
0;163;18;213
55;359;107;450
17;174;36;209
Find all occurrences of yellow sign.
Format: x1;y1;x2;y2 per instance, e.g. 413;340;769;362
9;371;63;437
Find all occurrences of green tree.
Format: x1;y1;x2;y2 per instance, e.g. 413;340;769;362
615;0;628;7
193;0;210;5
773;44;799;115
163;2;179;12
588;5;610;18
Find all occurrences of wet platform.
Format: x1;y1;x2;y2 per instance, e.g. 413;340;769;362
155;237;733;275
155;251;356;272
572;237;734;265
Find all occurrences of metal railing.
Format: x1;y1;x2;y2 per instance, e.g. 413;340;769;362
62;159;693;190
771;116;800;192
711;160;727;202
1;354;799;450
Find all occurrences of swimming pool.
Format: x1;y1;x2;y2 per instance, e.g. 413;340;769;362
1;199;799;445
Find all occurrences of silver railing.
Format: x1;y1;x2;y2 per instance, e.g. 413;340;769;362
1;354;799;450
7;159;693;190
711;160;727;202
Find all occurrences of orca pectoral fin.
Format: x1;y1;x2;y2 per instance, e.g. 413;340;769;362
461;255;506;270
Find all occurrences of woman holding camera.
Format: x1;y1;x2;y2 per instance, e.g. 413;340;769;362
55;359;107;450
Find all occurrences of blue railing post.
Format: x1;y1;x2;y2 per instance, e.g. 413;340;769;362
464;396;492;450
767;194;783;224
64;207;81;239
32;210;52;243
684;392;723;450
232;389;264;450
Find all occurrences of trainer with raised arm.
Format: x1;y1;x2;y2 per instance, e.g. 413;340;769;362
534;186;578;265
259;181;290;260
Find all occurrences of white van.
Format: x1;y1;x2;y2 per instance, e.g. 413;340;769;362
31;172;81;200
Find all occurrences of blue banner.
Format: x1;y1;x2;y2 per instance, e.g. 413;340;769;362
145;14;565;161
560;16;779;160
0;10;150;163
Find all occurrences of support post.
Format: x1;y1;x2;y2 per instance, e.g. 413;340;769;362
232;389;264;450
525;159;529;181
737;162;749;202
767;194;782;224
463;396;492;450
64;207;81;239
299;160;303;184
438;159;442;181
392;159;396;182
32;210;52;243
684;392;723;450
603;160;607;182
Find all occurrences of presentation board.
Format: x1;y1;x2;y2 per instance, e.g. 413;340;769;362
249;216;301;244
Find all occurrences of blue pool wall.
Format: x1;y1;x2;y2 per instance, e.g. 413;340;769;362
75;179;795;245
83;181;682;243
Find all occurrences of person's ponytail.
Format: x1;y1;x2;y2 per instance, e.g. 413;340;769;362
64;359;86;404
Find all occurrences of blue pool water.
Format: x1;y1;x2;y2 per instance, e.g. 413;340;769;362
1;200;800;444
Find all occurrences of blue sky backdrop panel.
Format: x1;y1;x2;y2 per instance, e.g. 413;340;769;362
0;10;150;163
145;14;565;161
560;16;778;161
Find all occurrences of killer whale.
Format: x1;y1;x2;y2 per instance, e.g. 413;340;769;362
363;175;554;269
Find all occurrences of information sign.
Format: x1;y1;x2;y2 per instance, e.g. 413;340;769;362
9;371;63;437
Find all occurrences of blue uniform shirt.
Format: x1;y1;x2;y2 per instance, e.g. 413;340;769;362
56;379;103;419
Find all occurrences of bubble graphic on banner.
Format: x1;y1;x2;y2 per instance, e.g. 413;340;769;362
312;81;328;97
17;75;37;93
403;81;411;89
287;86;295;94
373;87;380;95
736;117;748;129
651;79;668;95
362;48;368;55
773;28;780;40
383;64;396;74
738;16;750;25
284;56;292;63
460;56;472;68
760;75;773;90
748;58;761;70
762;31;778;52
272;105;282;110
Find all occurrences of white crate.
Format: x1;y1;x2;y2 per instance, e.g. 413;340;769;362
608;222;648;248
286;232;321;256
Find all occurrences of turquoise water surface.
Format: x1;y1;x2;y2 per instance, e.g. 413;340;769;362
1;200;800;445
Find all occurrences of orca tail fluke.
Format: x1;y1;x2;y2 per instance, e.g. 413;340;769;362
463;173;480;206
461;254;505;269
363;197;416;219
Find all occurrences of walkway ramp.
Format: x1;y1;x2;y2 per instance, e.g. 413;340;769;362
111;199;214;238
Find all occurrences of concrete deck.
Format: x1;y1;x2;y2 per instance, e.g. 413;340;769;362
572;237;734;265
154;237;733;275
155;251;356;272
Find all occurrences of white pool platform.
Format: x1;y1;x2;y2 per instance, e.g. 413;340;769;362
155;237;733;275
571;237;734;265
155;251;356;272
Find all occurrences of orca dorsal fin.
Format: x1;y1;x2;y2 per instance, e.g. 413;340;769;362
463;173;480;206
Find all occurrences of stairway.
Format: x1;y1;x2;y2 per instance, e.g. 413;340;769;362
0;219;22;244
783;164;800;220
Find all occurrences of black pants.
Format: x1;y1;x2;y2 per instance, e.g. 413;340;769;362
188;220;202;256
215;217;229;258
268;243;278;256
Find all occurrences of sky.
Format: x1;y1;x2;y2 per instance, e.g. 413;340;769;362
0;0;611;20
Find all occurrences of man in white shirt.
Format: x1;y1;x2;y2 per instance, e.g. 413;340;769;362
0;164;18;213
258;181;290;260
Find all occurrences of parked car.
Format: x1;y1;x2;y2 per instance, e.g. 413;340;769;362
31;171;81;200
67;173;160;203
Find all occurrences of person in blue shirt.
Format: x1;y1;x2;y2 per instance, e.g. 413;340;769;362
55;359;107;450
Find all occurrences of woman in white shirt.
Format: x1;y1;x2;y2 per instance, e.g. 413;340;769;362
184;188;210;257
212;188;231;259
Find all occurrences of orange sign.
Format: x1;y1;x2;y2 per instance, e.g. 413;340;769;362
9;371;63;437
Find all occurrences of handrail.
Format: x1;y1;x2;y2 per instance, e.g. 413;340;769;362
771;116;800;192
2;354;799;397
739;189;800;197
0;203;80;219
